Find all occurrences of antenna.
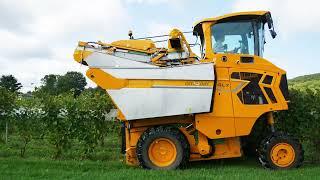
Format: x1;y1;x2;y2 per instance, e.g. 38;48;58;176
128;30;134;39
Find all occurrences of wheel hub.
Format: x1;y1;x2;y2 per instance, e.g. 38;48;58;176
148;138;177;167
270;143;295;167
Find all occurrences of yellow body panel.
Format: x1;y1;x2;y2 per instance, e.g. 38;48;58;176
111;40;156;53
87;68;214;90
125;126;142;166
197;131;212;155
195;67;237;139
87;69;128;89
73;49;93;63
189;137;242;161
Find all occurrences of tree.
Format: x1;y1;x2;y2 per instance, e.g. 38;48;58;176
41;94;72;159
0;87;16;143
37;74;60;95
0;75;22;93
36;72;87;97
56;72;87;97
14;97;44;157
84;86;106;95
0;88;15;113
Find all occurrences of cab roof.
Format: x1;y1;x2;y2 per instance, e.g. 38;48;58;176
193;11;269;27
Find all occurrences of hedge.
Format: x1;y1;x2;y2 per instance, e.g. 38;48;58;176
276;88;320;162
0;87;319;162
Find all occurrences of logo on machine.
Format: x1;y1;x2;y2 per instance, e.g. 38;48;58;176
217;82;230;88
185;81;210;87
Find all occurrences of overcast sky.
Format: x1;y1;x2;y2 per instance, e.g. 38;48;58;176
0;0;319;92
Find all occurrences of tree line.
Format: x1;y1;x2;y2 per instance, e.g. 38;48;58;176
0;72;115;158
0;72;319;162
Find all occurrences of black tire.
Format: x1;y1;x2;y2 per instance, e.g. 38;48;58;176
136;126;190;170
258;132;304;170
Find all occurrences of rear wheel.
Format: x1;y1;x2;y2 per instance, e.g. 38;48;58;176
136;126;189;170
258;132;304;169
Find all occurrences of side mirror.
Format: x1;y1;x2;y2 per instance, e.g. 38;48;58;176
270;30;277;39
266;13;273;29
266;13;277;39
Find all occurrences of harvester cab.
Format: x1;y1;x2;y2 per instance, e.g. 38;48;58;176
73;11;303;170
194;11;276;58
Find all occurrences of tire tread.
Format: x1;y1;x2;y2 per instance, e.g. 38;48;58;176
136;126;189;169
258;131;304;169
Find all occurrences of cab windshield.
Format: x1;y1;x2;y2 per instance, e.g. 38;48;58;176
211;21;264;56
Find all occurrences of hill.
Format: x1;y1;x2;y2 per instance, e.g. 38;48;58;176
289;73;320;83
289;73;320;91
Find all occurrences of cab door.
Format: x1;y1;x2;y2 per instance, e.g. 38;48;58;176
229;57;279;136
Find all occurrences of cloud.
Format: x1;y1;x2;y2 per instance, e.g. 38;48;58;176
0;0;130;92
126;0;178;4
232;0;320;37
0;0;131;52
125;0;184;11
146;22;173;35
144;22;173;48
0;0;34;33
0;30;52;59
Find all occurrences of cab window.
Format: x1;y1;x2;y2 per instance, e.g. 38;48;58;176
211;21;255;55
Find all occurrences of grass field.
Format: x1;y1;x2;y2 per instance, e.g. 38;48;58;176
1;158;320;179
1;134;320;179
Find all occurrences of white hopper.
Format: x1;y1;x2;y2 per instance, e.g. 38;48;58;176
81;47;215;120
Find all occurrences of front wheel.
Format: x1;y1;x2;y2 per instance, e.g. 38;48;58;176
136;126;189;170
258;132;304;169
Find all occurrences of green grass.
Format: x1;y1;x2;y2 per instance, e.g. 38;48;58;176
1;157;320;179
0;134;320;179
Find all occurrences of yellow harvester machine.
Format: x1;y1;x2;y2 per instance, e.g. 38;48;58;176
73;11;303;170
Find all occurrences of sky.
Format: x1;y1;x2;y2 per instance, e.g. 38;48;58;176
0;0;319;92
